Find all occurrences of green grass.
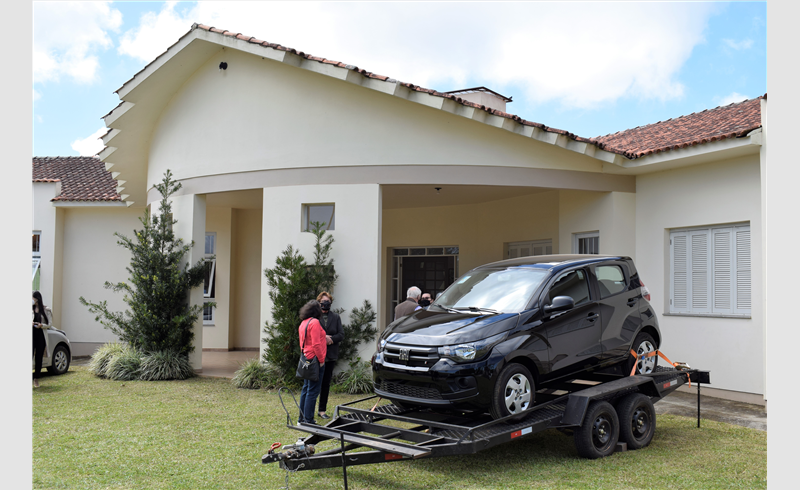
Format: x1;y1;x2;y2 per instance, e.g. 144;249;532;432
33;367;766;489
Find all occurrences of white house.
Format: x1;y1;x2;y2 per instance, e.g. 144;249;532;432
33;24;766;405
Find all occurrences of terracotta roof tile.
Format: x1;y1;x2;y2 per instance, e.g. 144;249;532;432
591;96;764;159
32;157;122;202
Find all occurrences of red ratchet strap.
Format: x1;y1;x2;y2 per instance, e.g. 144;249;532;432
268;442;281;454
629;349;691;387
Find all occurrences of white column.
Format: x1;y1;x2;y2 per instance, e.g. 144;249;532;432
171;194;207;371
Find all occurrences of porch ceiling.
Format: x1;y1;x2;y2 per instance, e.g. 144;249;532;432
205;189;263;209
382;185;550;210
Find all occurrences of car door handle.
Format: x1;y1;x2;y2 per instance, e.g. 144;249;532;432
586;313;599;322
627;298;637;307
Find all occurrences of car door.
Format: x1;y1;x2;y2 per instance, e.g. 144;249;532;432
592;261;643;363
539;268;602;382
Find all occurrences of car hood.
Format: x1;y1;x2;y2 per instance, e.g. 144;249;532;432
382;308;519;347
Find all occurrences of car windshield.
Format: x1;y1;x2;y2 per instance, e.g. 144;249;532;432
434;267;549;313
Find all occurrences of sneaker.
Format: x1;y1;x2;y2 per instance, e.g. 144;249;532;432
33;379;39;388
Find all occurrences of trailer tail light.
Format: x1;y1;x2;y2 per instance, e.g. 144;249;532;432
641;280;651;301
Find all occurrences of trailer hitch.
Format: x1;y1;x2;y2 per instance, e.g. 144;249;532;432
262;442;316;464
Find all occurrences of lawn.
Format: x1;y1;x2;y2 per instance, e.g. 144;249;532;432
33;367;766;489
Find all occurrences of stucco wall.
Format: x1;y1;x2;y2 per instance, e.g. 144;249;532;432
558;191;636;258
260;184;381;365
147;48;606;190
59;206;143;345
231;208;263;349
32;183;60;318
635;155;763;395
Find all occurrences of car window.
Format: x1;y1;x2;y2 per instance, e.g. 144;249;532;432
546;269;590;306
595;264;627;298
436;268;549;313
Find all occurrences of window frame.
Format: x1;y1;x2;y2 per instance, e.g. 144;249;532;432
33;231;41;258
203;232;217;325
669;223;750;317
573;231;599;254
302;203;336;232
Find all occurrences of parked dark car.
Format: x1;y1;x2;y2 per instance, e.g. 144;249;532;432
372;255;660;419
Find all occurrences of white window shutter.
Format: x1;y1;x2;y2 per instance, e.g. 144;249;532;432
712;228;733;314
735;226;751;313
670;232;689;313
690;230;711;313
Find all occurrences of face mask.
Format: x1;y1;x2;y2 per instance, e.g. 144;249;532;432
418;299;431;307
320;301;332;310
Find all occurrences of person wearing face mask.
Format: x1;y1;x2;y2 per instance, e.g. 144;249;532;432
315;291;344;420
415;292;433;311
32;291;52;388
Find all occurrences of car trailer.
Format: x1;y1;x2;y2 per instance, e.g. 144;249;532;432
263;366;709;488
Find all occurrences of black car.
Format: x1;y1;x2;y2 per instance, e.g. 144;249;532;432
372;255;660;419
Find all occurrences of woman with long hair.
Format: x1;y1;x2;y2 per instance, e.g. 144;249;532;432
32;291;52;388
297;300;326;425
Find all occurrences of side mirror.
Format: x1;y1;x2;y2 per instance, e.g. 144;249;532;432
544;296;575;315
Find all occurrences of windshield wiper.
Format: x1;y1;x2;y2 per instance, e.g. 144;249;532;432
453;306;501;314
431;304;460;313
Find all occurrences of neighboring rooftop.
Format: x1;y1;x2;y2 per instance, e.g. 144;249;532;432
591;95;765;159
32;157;122;202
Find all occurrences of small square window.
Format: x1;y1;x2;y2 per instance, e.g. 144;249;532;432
303;204;335;232
32;231;41;258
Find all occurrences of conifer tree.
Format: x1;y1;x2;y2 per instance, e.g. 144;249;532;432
80;170;207;356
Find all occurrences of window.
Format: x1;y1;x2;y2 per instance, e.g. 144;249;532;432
203;232;216;325
303;204;335;231
573;232;599;254
547;269;590;306
670;223;750;316
595;265;627;299
33;231;41;258
508;239;552;259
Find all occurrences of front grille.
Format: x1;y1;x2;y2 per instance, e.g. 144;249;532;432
375;380;443;400
383;343;440;369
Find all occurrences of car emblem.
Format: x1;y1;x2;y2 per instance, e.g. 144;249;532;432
399;348;410;361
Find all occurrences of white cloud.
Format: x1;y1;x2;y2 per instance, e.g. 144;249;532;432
116;2;719;109
33;1;122;84
71;127;108;156
718;92;750;106
723;38;754;50
33;89;41;102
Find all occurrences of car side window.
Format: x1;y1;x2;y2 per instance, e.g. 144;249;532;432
595;264;627;299
547;269;590;306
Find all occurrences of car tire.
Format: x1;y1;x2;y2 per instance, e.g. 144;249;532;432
47;344;70;375
627;332;658;375
574;400;620;459
617;393;656;450
489;363;534;420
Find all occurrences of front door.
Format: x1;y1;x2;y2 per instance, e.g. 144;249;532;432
401;256;455;301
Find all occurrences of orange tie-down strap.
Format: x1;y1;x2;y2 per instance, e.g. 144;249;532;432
629;349;691;387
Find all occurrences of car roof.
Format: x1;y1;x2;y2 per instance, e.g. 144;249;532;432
476;254;630;273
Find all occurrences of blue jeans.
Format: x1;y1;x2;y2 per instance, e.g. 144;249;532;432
298;363;325;423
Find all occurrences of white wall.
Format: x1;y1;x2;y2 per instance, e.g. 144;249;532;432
558;191;637;258
59;206;143;349
635;155;763;396
32;183;60;316
204;207;232;349
231;208;263;350
261;184;381;367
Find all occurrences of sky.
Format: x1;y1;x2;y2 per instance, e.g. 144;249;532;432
31;1;767;157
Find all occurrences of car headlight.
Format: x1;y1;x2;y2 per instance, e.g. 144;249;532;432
438;331;508;363
379;339;387;352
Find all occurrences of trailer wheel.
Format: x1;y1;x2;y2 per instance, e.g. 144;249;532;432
627;332;658;374
617;393;656;450
574;401;620;459
489;363;534;420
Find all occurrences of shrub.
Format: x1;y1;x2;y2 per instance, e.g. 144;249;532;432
232;359;278;389
88;342;126;377
80;170;207;357
337;301;377;368
333;357;373;395
105;345;142;381
139;350;195;381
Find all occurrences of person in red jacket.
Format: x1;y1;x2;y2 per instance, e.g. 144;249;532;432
298;300;327;425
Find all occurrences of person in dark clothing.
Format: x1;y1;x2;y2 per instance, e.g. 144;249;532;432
316;291;344;420
32;291;52;388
